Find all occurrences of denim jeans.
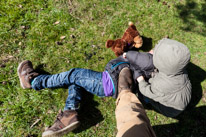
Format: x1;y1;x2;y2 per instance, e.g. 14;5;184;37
31;68;105;110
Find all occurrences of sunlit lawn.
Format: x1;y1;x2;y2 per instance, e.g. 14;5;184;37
0;0;206;136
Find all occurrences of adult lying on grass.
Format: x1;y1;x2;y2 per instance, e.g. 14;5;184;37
124;38;192;117
17;51;154;136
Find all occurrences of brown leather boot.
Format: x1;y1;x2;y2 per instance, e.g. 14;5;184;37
118;67;133;94
17;60;39;89
42;110;80;137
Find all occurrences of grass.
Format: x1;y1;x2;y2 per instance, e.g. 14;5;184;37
0;0;206;136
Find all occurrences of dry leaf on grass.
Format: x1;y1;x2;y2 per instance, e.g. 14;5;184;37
30;119;41;128
54;21;60;25
60;36;66;40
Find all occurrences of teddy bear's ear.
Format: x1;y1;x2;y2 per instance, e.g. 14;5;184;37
128;21;134;26
105;40;115;48
128;21;137;31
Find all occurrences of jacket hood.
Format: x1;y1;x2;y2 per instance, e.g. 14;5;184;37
153;38;190;75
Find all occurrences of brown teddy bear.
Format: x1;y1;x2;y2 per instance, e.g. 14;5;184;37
106;22;143;56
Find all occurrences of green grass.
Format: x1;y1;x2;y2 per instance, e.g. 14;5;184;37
0;0;206;136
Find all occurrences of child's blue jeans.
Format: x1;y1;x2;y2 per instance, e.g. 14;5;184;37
31;68;105;110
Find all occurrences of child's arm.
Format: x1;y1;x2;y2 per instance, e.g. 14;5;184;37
124;51;153;70
137;76;158;99
148;49;154;54
123;51;154;79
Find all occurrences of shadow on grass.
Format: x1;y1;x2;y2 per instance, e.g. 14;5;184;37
73;91;104;133
176;0;206;36
186;62;205;108
35;64;51;75
140;36;153;52
153;106;206;137
153;63;206;136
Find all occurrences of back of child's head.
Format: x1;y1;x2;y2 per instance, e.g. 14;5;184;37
153;38;190;75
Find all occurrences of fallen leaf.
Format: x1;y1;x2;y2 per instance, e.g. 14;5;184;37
0;55;15;63
154;115;158;120
2;81;7;85
30;119;41;128
95;123;100;127
203;97;206;103
70;28;75;31
60;36;66;40
91;45;96;48
54;21;60;25
7;55;14;59
47;110;53;114
163;1;167;5
9;70;14;74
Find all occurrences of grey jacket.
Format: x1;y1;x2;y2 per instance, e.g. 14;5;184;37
138;38;192;113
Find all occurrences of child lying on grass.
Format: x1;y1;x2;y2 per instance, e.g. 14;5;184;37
17;51;154;137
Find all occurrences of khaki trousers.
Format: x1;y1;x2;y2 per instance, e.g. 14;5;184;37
115;90;156;137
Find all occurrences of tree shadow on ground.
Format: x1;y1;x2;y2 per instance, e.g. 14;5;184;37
73;91;104;133
152;63;206;137
176;0;206;36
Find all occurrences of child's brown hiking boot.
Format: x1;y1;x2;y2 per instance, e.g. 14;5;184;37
17;60;39;89
42;110;80;137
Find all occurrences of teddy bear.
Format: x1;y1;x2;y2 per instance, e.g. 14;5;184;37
105;22;143;56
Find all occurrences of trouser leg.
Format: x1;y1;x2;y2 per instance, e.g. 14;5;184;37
115;90;156;137
31;70;74;90
31;68;105;96
31;68;105;110
64;84;83;110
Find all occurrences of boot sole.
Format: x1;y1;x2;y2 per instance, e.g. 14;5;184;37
17;60;29;89
42;121;80;137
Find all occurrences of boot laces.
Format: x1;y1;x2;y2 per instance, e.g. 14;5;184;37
55;110;64;122
25;68;39;80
